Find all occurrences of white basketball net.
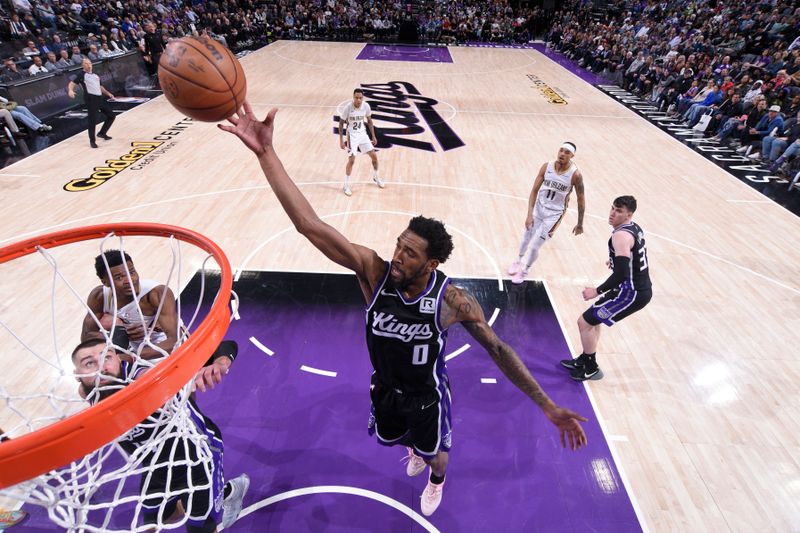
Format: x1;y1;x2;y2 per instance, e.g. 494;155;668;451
0;231;231;532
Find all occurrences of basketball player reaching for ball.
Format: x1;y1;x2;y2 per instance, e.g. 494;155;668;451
561;196;652;381
220;102;587;517
338;88;383;196
82;250;179;360
72;338;250;532
508;142;586;284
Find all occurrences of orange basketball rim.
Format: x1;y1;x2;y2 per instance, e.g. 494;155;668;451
0;223;232;489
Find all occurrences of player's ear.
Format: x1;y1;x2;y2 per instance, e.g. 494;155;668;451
426;259;439;273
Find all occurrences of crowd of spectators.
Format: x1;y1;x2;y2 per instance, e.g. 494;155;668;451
0;0;552;86
548;0;800;174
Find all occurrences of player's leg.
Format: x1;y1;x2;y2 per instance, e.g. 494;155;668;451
368;378;411;447
565;288;651;381
512;216;546;283
407;379;453;516
509;208;537;275
366;145;384;188
344;152;355;196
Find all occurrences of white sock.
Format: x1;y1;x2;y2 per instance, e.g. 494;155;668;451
344;175;350;185
372;169;379;178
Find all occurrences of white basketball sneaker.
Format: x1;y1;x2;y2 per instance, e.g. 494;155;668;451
420;473;445;516
343;184;352;196
221;473;250;528
508;260;522;275
373;175;385;188
511;269;528;284
403;447;426;477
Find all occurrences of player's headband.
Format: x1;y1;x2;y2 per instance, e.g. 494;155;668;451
561;142;576;154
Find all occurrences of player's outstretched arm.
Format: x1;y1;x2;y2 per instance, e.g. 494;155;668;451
219;101;380;281
443;285;588;450
572;169;585;236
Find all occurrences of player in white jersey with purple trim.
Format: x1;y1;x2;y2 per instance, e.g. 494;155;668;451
338;88;384;196
509;142;586;284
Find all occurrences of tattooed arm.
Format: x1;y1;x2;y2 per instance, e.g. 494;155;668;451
441;284;588;450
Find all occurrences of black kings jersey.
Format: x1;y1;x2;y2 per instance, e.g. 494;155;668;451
366;262;450;395
609;222;652;292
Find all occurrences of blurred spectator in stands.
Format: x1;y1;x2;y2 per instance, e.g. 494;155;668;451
108;30;129;53
0;96;52;133
55;49;72;69
50;34;66;56
44;51;59;71
87;44;101;61
28;56;48;76
1;59;28;83
36;2;58;29
21;40;40;59
142;21;164;77
70;45;85;65
9;13;30;38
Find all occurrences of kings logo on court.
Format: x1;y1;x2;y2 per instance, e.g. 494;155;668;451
333;81;465;153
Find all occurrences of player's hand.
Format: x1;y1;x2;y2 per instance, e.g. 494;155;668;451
524;214;533;230
339;138;345;150
371;136;377;145
605;259;612;269
193;358;230;393
543;405;588;450
582;287;598;300
218;100;276;157
67;90;75;99
125;322;146;341
572;224;583;236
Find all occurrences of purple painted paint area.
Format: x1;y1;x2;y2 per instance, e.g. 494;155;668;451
19;273;641;532
356;44;453;63
529;43;614;86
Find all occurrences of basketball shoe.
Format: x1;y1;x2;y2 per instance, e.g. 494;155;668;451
560;353;590;370
403;447;426;477
507;260;522;275
420;472;445;516
221;474;250;528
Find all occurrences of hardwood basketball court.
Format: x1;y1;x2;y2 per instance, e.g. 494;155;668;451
1;41;798;532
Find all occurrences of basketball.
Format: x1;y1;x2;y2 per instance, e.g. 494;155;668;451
157;36;247;122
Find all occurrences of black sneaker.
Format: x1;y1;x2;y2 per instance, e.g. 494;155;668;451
90;142;98;148
570;364;604;381
98;134;112;140
560;353;589;370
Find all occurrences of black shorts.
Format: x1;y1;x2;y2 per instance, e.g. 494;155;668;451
140;433;224;531
583;286;652;326
367;374;452;460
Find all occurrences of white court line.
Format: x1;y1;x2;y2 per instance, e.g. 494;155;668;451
480;378;497;384
609;435;630;442
487;307;500;327
541;279;651;533
726;199;774;204
0;173;41;177
249;336;274;356
444;343;470;361
234;485;440;533
300;365;337;378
